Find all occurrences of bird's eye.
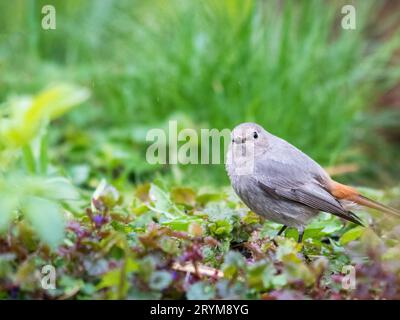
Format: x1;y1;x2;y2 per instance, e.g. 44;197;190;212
253;132;258;139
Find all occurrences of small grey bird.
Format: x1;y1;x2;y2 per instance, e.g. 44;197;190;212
226;122;400;243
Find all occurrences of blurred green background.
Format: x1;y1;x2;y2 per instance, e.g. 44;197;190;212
1;0;399;190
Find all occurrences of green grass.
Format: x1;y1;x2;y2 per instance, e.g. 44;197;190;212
0;0;399;186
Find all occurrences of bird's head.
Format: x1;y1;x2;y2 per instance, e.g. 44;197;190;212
231;122;268;149
226;122;269;175
226;122;268;170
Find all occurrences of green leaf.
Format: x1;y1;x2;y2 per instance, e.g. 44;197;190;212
149;184;172;213
162;216;202;231
221;251;246;279
44;177;80;201
208;219;233;238
196;193;224;206
22;145;36;174
242;211;261;225
39;132;49;175
271;273;288;288
149;271;173;290
307;213;343;235
96;269;121;290
171;187;196;207
0;84;89;150
340;226;365;245
187;282;216;300
92;179;121;209
126;257;140;273
42;84;90;120
24;196;65;248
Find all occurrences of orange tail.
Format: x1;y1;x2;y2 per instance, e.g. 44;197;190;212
330;181;400;218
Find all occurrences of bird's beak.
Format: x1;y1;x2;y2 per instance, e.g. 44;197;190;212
233;136;245;144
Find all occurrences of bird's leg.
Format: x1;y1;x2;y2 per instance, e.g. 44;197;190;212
272;225;288;246
277;225;287;237
297;230;304;243
297;230;311;262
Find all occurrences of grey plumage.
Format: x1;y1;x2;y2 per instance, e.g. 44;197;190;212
225;122;362;235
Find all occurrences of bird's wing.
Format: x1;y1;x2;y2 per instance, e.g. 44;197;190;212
256;159;363;226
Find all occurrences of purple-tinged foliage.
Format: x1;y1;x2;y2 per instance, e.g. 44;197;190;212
0;183;400;299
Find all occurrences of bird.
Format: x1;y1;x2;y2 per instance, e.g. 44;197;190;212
225;122;400;244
